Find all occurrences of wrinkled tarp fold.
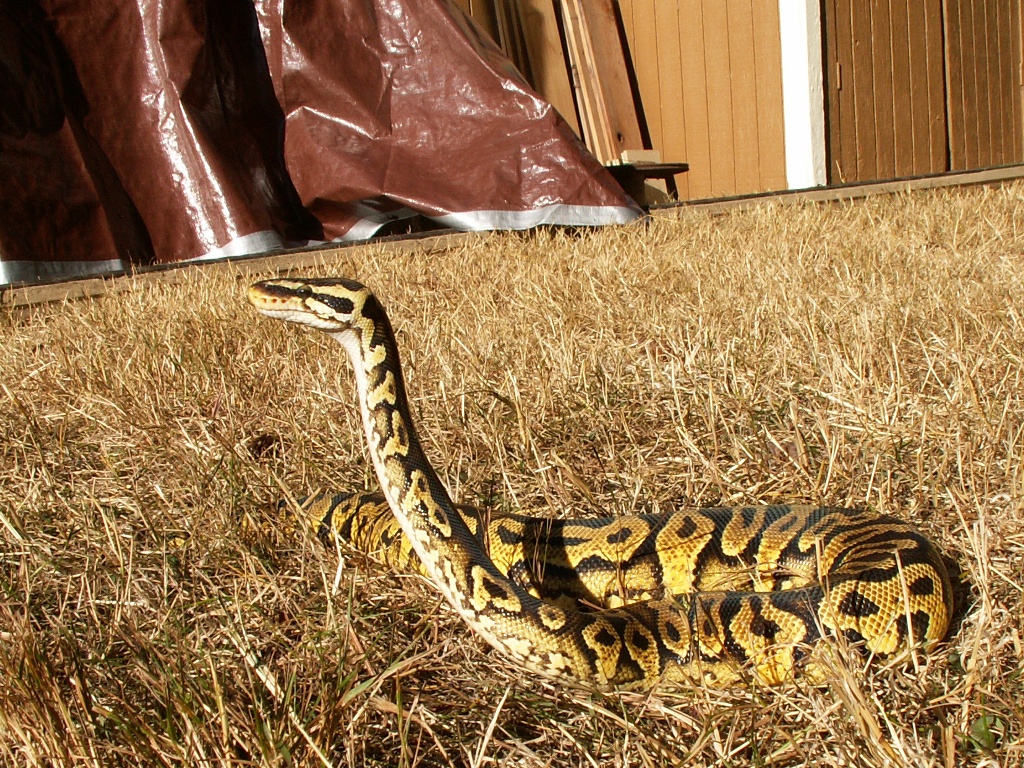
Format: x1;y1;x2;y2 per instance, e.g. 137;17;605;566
0;0;640;286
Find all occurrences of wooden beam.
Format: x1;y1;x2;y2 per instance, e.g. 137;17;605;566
560;0;643;164
560;0;617;162
662;163;1024;213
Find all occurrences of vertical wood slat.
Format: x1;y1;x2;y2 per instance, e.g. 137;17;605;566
990;0;1002;163
750;0;786;190
1013;0;1024;162
988;0;1005;164
970;0;987;166
561;0;644;164
677;0;713;198
943;0;961;169
851;2;876;180
580;0;645;155
990;0;1024;166
826;0;862;182
619;0;661;149
702;2;736;194
959;0;980;168
997;0;1016;164
823;0;841;181
727;1;760;190
910;1;943;173
722;0;785;193
651;1;689;196
871;0;895;177
890;0;915;175
1004;0;1020;163
924;0;947;171
838;0;859;180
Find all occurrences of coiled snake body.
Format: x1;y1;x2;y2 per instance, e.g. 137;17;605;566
248;277;952;690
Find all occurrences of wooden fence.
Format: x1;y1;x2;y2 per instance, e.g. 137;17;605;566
454;0;1024;197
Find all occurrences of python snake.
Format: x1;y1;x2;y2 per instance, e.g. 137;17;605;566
248;277;952;690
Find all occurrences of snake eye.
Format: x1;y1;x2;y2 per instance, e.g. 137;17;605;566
295;285;313;300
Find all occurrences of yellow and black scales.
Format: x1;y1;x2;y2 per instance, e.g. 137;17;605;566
248;277;953;690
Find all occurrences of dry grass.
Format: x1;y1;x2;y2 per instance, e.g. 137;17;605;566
2;183;1023;767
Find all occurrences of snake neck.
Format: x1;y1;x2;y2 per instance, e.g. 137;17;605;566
326;305;523;620
329;326;449;534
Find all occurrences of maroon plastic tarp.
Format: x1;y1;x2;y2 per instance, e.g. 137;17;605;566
0;0;640;286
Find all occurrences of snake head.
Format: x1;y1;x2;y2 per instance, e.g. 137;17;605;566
247;278;372;332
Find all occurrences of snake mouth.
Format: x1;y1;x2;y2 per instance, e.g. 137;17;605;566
247;281;306;307
248;279;364;332
247;282;291;310
247;282;340;330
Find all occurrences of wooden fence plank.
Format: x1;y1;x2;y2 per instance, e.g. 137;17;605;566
678;0;713;198
651;2;689;195
1013;0;1024;161
913;1;937;173
925;0;947;171
619;0;662;150
943;0;964;169
702;1;736;194
751;0;786;190
974;0;993;167
999;0;1015;164
823;0;846;182
890;0;916;175
561;0;644;164
851;1;876;180
963;1;981;168
870;0;895;178
837;0;860;181
727;0;761;192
